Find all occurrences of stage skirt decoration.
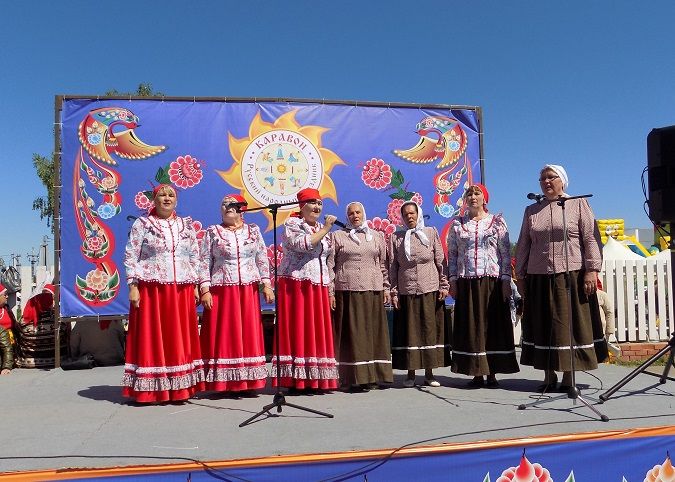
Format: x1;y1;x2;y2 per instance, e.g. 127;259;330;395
520;270;608;371
392;291;452;370
200;284;267;391
451;276;519;376
272;278;339;390
122;281;205;403
333;290;393;386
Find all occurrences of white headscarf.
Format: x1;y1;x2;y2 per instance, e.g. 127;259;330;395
401;201;430;261
345;201;373;244
543;164;569;191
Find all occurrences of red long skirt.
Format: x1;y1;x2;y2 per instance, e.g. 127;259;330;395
122;282;205;403
200;284;267;392
272;278;338;390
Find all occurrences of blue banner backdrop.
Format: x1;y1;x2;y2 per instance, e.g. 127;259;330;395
59;98;481;317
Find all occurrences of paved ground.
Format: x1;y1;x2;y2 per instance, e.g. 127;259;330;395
2;355;675;474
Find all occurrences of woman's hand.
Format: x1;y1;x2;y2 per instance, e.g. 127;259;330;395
383;292;391;305
1;368;11;375
438;289;448;301
263;285;275;304
448;280;457;299
583;271;598;296
129;284;140;309
329;295;336;311
501;279;512;301
392;295;399;310
515;279;526;300
201;291;213;310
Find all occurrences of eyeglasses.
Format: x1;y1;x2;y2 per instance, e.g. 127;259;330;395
539;175;560;182
222;203;246;212
304;200;323;206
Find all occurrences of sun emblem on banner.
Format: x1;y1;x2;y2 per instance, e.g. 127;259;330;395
218;110;345;230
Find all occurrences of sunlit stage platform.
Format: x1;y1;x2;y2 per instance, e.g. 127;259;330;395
3;356;675;481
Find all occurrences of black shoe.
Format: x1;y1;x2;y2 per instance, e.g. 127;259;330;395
466;377;484;389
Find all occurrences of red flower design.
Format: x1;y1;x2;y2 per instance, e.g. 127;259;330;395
497;455;552;482
266;244;284;285
367;217;396;240
387;199;404;226
361;158;392;190
411;192;423;206
134;192;153;211
85;236;104;251
169;155;203;189
191;220;206;240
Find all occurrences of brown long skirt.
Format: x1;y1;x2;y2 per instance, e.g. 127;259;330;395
333;290;393;386
520;270;608;371
451;277;519;376
391;292;452;370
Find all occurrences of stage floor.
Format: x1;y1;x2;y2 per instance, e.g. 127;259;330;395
2;353;675;475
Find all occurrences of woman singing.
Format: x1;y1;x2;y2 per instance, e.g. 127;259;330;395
390;201;451;388
123;184;205;403
272;188;339;392
328;201;393;391
515;164;607;392
198;194;274;393
447;184;519;388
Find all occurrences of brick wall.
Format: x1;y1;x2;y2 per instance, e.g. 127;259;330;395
617;342;667;362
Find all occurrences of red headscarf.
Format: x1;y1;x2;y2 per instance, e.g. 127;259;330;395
292;188;322;217
149;184;177;216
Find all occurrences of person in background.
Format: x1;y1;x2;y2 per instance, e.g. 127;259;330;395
596;278;620;357
515;164;607;393
0;325;13;375
328;201;393;391
447;184;519;388
389;201;450;388
198;194;274;393
21;284;55;327
0;284;16;374
122;184;205;403
273;188;339;392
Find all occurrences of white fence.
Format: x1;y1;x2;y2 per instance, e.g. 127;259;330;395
600;256;673;342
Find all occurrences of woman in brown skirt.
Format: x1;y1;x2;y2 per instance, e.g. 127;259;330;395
448;184;519;388
389;201;450;387
329;201;393;391
515;164;607;392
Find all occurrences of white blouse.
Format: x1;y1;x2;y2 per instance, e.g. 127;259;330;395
124;215;201;285
447;213;511;281
278;217;332;286
198;223;271;289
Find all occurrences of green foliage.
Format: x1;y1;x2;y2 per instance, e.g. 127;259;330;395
31;152;57;230
104;82;164;97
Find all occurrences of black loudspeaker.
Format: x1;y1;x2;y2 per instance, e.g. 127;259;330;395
647;125;675;223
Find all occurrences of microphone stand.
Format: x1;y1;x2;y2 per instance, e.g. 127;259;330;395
518;194;609;421
240;200;333;427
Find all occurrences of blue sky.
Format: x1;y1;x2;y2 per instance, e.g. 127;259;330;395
2;1;674;265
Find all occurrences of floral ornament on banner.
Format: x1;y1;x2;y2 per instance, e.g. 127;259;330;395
392;115;474;251
74;106;166;306
367;217;396;240
645;453;675;482
493;452;558;482
133;154;205;213
361;158;393;190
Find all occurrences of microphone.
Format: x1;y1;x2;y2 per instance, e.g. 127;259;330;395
333;220;347;229
527;193;544;204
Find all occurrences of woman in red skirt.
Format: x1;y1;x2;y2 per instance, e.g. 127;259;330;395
198;194;274;393
272;188;339;392
122;184;205;403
